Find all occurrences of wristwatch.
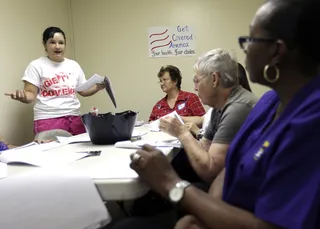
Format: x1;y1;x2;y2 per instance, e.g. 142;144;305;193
168;180;191;203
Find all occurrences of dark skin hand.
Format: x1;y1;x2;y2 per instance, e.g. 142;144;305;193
130;145;280;229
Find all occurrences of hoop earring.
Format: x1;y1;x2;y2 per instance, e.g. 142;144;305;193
264;65;280;83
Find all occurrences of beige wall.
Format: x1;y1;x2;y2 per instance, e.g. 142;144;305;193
71;0;268;122
0;0;268;144
0;0;72;144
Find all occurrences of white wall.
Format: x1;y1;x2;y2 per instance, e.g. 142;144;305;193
70;0;268;122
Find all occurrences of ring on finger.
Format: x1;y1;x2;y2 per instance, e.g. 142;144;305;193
132;153;141;161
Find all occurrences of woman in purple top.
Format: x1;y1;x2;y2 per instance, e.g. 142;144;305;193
109;0;320;229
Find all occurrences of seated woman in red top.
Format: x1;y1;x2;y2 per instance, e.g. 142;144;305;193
149;65;206;122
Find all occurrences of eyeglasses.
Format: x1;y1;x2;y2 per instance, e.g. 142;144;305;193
193;75;207;84
158;78;171;84
238;36;276;51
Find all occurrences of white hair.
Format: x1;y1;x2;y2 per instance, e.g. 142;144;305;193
194;48;239;88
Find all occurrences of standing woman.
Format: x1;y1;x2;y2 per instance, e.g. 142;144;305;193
5;27;105;135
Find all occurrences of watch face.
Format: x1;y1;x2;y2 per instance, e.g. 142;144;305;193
169;187;183;202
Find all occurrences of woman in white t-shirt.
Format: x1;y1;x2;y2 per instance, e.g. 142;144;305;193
5;27;105;135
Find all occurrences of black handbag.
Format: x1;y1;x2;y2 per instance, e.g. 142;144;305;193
81;110;138;145
81;76;138;145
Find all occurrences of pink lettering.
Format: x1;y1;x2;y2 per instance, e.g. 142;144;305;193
44;80;52;88
40;87;75;97
41;90;48;97
52;77;59;84
54;90;61;96
62;88;68;95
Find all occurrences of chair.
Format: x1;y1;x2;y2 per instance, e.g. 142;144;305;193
34;129;72;142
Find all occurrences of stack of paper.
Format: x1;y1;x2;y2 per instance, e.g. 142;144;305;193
3;141;62;152
0;168;111;229
0;147;91;167
115;139;181;149
56;135;91;144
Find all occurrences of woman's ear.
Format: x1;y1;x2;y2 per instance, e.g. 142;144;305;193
173;80;178;87
269;40;287;66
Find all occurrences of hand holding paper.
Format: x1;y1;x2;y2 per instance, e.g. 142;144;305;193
75;74;105;91
150;111;184;132
158;112;189;138
76;74;117;108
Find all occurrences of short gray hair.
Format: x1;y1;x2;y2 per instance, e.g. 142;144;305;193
194;48;238;88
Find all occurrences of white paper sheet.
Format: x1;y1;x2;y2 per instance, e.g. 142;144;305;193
10;141;38;150
0;168;111;229
75;74;105;91
115;139;179;150
0;162;7;178
150;111;184;131
4;141;64;153
132;130;148;138
57;135;91;144
0;148;90;167
135;120;145;127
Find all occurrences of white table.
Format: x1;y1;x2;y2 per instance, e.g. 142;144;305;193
6;126;179;201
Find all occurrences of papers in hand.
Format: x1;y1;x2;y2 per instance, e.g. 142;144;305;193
150;111;184;131
104;75;117;108
0;168;111;229
75;74;105;91
75;74;117;108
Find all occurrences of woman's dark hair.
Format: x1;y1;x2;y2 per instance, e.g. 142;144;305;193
157;65;182;89
238;63;252;92
42;27;66;44
263;0;320;75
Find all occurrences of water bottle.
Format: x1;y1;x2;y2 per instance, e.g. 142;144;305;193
91;106;99;116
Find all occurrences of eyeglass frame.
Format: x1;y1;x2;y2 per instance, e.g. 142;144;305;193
157;78;171;84
193;74;208;84
238;36;276;51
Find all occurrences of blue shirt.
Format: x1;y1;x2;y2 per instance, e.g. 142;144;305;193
223;76;320;229
0;141;8;152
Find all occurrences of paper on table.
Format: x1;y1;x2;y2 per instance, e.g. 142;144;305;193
57;135;91;144
150;111;184;131
5;141;63;153
132;130;147;138
135;139;181;148
115;139;180;149
0;162;7;179
10;141;38;150
0;148;90;167
135;120;144;127
75;74;105;91
0;167;111;229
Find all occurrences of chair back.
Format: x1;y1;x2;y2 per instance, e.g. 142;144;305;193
35;129;72;142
